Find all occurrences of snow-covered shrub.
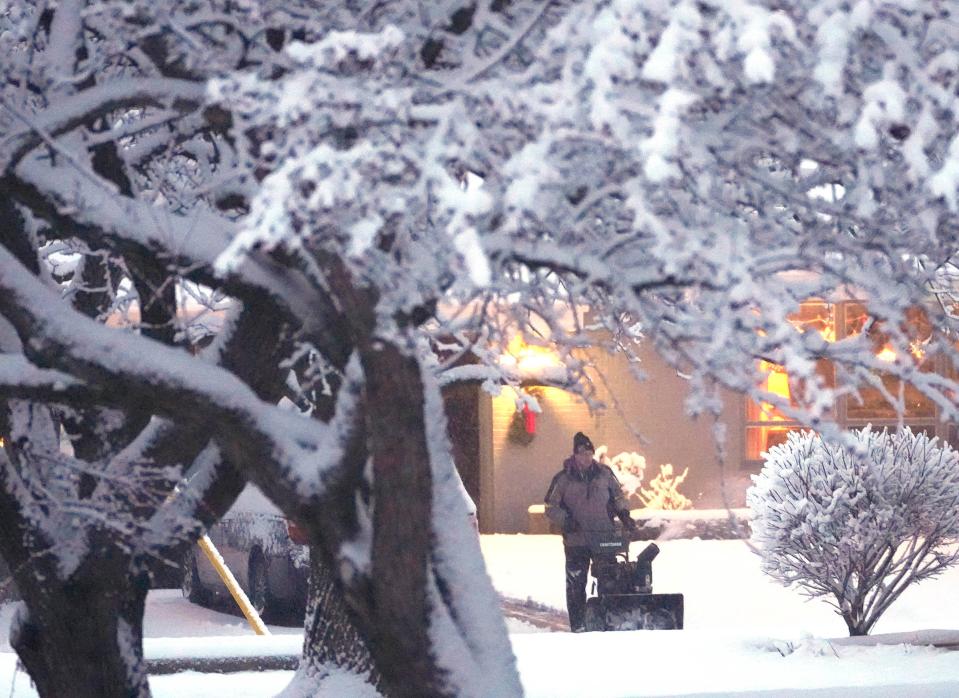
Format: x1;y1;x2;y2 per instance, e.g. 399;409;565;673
639;464;691;510
595;445;646;501
748;427;959;636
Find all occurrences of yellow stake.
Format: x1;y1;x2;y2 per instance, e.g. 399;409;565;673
197;534;271;636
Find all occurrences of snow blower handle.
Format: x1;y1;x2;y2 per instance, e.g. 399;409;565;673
623;524;648;543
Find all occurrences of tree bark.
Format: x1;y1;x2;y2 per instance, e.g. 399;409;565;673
282;554;385;696
0;251;296;696
0;433;153;698
11;563;151;698
361;343;439;694
319;260;444;694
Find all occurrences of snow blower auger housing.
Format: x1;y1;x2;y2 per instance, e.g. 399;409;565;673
583;533;684;632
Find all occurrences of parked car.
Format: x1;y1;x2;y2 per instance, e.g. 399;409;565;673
181;484;309;621
182;479;478;620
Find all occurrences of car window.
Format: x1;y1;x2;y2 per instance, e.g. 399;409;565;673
227;483;284;517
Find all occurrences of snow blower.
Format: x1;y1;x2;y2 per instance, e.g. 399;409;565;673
582;534;684;632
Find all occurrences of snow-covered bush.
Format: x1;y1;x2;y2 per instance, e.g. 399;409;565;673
639;464;691;511
748;428;959;636
595;445;646;501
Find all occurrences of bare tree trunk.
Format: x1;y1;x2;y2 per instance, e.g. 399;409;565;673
314;259;523;697
279;338;445;696
361;343;439;694
843;611;869;636
281;554;386;697
842;591;868;636
320;261;441;693
10;555;151;697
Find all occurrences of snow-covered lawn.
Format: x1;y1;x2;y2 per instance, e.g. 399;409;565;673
488;535;959;696
483;535;959;636
2;535;959;696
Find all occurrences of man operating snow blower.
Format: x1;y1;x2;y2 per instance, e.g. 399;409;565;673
545;432;684;633
544;432;638;632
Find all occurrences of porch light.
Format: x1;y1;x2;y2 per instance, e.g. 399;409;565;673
503;335;562;375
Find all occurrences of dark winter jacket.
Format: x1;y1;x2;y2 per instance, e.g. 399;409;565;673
544;458;631;547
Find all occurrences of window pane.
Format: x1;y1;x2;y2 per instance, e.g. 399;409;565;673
746;359;835;422
845;374;936;419
746;362;791;422
790;300;835;342
843;303;935;419
844;302;871;338
945;423;959;451
746;426;805;460
747;301;836;422
843;302;933;355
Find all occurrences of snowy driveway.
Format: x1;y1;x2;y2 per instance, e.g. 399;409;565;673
2;537;959;696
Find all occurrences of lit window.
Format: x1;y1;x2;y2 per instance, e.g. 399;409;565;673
745;300;941;464
745;301;835;460
843;303;934;420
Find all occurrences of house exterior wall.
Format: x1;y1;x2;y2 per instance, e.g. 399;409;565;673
472;299;959;534
480;342;746;534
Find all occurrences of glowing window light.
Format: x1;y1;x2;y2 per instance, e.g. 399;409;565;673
765;368;791;406
876;346;898;363
875;342;926;364
754;361;791;421
745;358;806;459
753;363;792;455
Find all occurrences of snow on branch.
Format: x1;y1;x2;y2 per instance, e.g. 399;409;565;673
0;244;345;507
138;442;230;553
422;356;523;697
0;354;86;402
0;78;208;171
9;158;338;339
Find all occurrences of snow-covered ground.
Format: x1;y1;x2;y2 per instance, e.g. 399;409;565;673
484;536;959;636
490;536;959;696
2;535;959;696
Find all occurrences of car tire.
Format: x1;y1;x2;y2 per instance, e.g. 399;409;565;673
248;551;274;621
181;548;207;605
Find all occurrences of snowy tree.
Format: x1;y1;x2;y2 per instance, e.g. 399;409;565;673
748;428;959;636
3;0;959;695
0;226;295;695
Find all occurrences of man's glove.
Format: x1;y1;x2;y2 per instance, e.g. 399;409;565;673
619;511;639;533
563;515;580;534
